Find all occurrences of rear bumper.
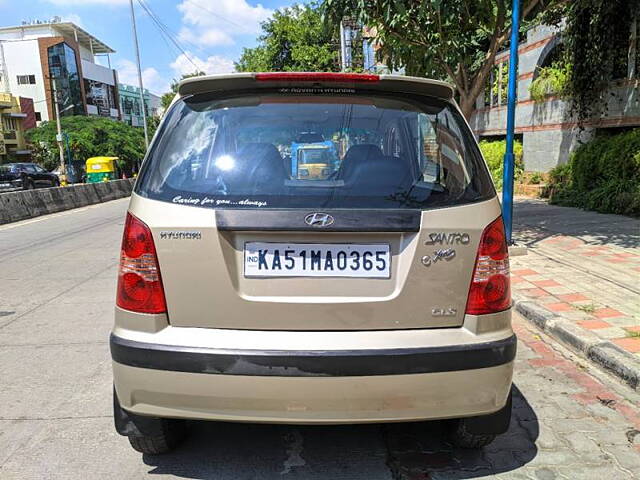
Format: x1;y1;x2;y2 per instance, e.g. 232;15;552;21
110;333;516;377
111;330;515;424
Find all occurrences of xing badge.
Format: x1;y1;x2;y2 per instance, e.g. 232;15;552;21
421;248;456;267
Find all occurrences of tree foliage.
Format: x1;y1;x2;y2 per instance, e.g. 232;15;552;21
543;0;639;124
323;0;554;118
235;3;340;73
26;116;146;174
161;71;205;111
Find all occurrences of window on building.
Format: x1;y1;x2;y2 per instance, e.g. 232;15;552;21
133;98;141;116
35;112;42;121
84;79;116;115
123;97;133;115
47;43;84;116
17;75;36;85
483;61;509;107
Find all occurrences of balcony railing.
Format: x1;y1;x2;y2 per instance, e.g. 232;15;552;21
2;130;17;140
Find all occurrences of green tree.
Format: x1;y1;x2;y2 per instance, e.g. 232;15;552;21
323;0;554;118
542;0;639;124
161;71;205;111
235;3;340;73
26;116;146;175
146;115;161;139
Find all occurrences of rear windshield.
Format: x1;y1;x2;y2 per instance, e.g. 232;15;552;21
136;90;494;209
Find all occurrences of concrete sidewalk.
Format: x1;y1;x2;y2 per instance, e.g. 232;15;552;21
511;198;640;389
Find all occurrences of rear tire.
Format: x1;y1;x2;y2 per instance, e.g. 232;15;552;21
23;180;34;190
127;420;186;455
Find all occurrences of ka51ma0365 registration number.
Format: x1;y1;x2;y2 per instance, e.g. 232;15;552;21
244;242;391;278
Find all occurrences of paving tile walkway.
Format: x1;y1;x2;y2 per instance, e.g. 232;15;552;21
511;198;640;361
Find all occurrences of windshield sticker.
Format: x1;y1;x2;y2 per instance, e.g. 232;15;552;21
278;87;356;95
172;195;267;208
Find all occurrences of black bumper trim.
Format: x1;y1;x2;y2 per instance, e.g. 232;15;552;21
110;333;516;377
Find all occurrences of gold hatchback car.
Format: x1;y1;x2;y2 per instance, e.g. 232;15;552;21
111;72;515;454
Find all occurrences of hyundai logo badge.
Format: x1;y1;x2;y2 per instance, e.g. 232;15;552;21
304;212;334;227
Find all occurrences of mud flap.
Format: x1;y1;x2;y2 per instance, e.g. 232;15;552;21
462;388;513;435
113;387;166;437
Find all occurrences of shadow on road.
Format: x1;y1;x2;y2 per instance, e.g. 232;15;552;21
141;385;538;479
513;198;640;249
383;386;538;479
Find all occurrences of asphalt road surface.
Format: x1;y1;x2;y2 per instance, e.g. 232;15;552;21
1;199;639;479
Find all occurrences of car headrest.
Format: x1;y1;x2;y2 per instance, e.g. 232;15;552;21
343;144;383;162
339;144;384;178
344;156;415;194
238;142;286;191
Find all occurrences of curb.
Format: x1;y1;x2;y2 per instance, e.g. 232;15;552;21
514;295;640;391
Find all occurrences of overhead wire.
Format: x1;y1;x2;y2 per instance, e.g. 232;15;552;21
139;0;210;55
136;0;201;72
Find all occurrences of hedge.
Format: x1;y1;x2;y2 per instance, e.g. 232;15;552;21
547;129;640;216
478;139;524;190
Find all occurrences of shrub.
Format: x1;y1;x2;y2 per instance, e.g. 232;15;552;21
528;172;544;185
547;129;640;216
478;139;524;190
529;63;570;102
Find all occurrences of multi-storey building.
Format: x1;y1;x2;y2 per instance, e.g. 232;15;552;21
118;84;162;127
0;92;35;162
0;19;121;126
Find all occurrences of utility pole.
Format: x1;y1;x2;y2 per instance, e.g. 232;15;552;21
339;21;347;72
0;42;10;93
52;79;66;183
502;0;520;245
129;0;149;148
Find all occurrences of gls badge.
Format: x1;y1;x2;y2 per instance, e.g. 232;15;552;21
432;307;457;317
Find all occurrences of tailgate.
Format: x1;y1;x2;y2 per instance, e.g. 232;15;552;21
133;194;501;330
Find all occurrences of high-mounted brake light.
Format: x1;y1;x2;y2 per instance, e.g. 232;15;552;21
116;213;166;314
255;72;379;83
465;217;511;315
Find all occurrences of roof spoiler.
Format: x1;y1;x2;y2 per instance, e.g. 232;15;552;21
178;72;454;101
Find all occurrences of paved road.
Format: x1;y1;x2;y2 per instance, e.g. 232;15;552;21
1;199;639;479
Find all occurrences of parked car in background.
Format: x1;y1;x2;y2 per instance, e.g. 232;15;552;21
0;163;60;191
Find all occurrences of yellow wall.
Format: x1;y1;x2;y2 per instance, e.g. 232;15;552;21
0;93;29;160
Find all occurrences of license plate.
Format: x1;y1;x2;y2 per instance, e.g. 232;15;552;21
244;242;391;278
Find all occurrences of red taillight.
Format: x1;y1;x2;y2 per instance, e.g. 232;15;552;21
255;72;379;83
116;213;166;314
465;217;511;315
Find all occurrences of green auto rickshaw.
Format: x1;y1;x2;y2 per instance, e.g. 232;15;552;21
86;157;118;183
